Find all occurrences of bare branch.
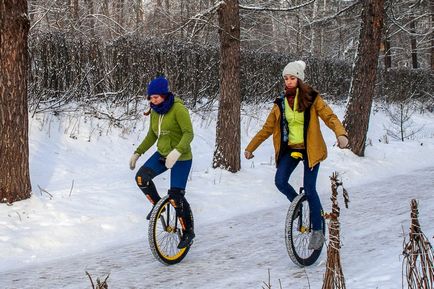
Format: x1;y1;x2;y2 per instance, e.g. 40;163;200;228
163;1;224;37
30;0;60;31
69;179;75;197
239;0;315;12
387;12;433;38
305;1;361;27
85;271;95;289
37;184;53;199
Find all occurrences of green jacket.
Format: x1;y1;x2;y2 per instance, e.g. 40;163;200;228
135;97;193;160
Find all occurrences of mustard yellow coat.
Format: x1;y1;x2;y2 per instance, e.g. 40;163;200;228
245;94;347;168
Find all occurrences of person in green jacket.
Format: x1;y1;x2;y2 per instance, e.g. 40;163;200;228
129;76;195;249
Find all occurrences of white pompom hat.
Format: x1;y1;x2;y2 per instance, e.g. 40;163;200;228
282;60;306;81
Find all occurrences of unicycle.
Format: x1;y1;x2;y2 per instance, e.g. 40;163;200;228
285;187;325;267
148;195;194;265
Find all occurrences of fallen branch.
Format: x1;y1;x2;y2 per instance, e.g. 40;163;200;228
37;184;53;199
69;179;75;197
86;271;110;289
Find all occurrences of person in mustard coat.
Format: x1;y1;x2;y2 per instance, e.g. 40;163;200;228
129;76;195;249
244;60;348;250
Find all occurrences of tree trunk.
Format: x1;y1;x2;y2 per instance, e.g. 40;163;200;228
409;17;418;69
101;0;110;38
343;0;384;156
85;0;95;36
135;0;144;31
296;14;301;54
213;0;241;173
114;0;125;35
311;0;325;57
431;0;434;70
384;37;392;69
153;0;165;35
72;0;79;22
310;0;320;55
0;0;32;203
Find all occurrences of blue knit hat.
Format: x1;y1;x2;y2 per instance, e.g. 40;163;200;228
147;76;169;97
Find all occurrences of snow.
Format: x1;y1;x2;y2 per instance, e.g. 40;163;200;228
0;102;433;288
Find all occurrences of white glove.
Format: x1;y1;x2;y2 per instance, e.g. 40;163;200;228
129;153;140;170
337;135;349;149
165;149;181;169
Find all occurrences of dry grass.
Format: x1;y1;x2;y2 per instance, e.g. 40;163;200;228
322;172;349;289
402;199;434;289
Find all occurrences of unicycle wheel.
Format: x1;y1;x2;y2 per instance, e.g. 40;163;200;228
285;192;325;267
148;195;194;265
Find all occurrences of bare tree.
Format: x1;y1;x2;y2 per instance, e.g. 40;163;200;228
72;0;79;23
212;0;241;172
85;0;95;36
134;0;143;31
0;0;32;203
114;0;125;35
409;15;418;68
384;99;424;141
383;33;392;69
382;4;393;70
25;0;431;70
431;0;434;70
385;0;432;69
343;0;385;156
310;0;325;56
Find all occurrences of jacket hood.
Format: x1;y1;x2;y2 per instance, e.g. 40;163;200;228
174;96;184;105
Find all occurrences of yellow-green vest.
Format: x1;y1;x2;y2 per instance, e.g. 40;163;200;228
284;91;304;146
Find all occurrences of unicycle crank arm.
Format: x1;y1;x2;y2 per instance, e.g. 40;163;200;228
159;215;167;230
158;204;170;231
298;209;303;231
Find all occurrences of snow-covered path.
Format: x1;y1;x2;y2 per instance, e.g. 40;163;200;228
1;167;433;289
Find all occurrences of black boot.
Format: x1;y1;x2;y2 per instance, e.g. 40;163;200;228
168;189;195;249
177;229;195;249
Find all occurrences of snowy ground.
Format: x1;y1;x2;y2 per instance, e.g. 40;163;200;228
0;102;433;288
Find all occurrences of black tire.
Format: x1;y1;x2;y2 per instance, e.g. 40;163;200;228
148;195;194;265
285;192;325;267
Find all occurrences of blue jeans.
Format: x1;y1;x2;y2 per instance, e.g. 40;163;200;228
275;153;322;230
140;151;192;190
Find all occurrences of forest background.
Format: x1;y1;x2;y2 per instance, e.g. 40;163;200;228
1;1;434;287
27;0;433;112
